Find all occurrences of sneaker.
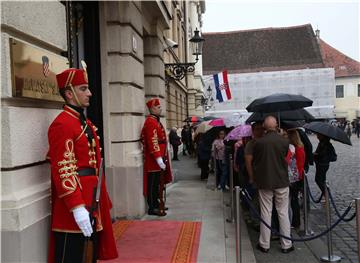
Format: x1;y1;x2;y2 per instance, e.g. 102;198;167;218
217;185;221;190
281;246;295;253
225;185;230;190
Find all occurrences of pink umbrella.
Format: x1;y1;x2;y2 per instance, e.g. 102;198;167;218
209;118;225;127
225;124;252;141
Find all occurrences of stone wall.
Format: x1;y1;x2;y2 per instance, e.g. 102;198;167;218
1;2;67;262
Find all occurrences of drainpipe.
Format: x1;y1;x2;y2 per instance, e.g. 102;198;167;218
184;1;190;118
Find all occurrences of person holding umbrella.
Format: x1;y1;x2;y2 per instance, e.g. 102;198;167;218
313;133;337;194
303;121;352;195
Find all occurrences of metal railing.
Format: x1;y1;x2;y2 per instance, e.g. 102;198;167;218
230;184;358;262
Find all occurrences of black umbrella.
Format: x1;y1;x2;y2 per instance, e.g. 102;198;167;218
246;93;313;113
303;122;352;146
246;108;315;123
280;120;306;130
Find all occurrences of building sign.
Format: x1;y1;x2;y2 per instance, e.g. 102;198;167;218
9;38;69;102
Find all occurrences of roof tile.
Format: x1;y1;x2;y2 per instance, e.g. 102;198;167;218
202;24;325;75
319;39;360;77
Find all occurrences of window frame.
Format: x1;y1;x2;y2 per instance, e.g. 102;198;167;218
335;85;344;98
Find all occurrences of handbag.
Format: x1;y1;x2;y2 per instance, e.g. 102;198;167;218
288;156;300;183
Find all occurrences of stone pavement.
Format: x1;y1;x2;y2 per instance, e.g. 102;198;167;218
241;134;359;263
142;154;256;262
141;153;330;262
306;134;360;263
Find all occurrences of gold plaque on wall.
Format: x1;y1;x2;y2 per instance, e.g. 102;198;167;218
9;38;69;102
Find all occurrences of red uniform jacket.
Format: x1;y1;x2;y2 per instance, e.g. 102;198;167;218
141;114;172;195
47;105;118;262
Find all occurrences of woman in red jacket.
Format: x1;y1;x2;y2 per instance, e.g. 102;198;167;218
286;129;305;229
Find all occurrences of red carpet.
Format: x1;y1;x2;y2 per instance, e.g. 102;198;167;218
102;220;202;263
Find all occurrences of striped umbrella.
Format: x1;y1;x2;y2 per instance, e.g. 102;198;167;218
183;116;204;123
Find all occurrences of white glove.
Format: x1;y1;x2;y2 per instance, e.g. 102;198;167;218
156;157;166;170
72;206;93;237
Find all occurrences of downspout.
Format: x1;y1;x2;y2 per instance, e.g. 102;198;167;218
184;1;190;118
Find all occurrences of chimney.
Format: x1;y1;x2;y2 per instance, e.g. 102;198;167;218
315;28;320;39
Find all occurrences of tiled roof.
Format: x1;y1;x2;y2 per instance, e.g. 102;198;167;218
319;39;360;78
202;24;325;75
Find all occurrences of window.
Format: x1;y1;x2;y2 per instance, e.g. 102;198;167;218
336;85;344;98
358;84;360;97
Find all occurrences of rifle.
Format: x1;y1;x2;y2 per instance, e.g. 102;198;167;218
82;158;104;263
158;168;166;216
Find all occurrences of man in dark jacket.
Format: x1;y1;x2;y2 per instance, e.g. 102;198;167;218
253;116;294;253
181;125;193;155
197;134;213;180
169;127;181;161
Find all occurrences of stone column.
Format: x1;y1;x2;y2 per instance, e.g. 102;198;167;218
143;34;167;125
99;1;146;218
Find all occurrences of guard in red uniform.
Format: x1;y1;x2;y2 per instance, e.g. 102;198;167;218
47;63;118;262
141;98;172;216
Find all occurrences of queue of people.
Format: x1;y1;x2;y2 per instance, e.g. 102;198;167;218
164;113;341;256
188;115;338;254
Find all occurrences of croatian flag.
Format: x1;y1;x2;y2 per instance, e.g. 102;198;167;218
213;70;232;102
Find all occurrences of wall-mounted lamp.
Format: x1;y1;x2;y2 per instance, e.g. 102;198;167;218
195;86;215;110
165;28;205;81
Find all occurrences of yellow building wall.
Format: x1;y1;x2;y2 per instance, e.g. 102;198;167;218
335;76;360;120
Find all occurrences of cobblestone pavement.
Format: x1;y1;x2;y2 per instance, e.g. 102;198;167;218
306;134;359;263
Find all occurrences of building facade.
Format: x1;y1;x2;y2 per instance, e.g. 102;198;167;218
164;1;205;128
1;1;204;261
334;76;360;120
318;37;360;121
187;1;206;117
202;24;336;119
204;68;336;120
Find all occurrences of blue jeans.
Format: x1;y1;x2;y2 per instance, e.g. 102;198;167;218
216;159;229;189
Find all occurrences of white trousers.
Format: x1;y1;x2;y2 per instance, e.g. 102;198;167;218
258;187;292;249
